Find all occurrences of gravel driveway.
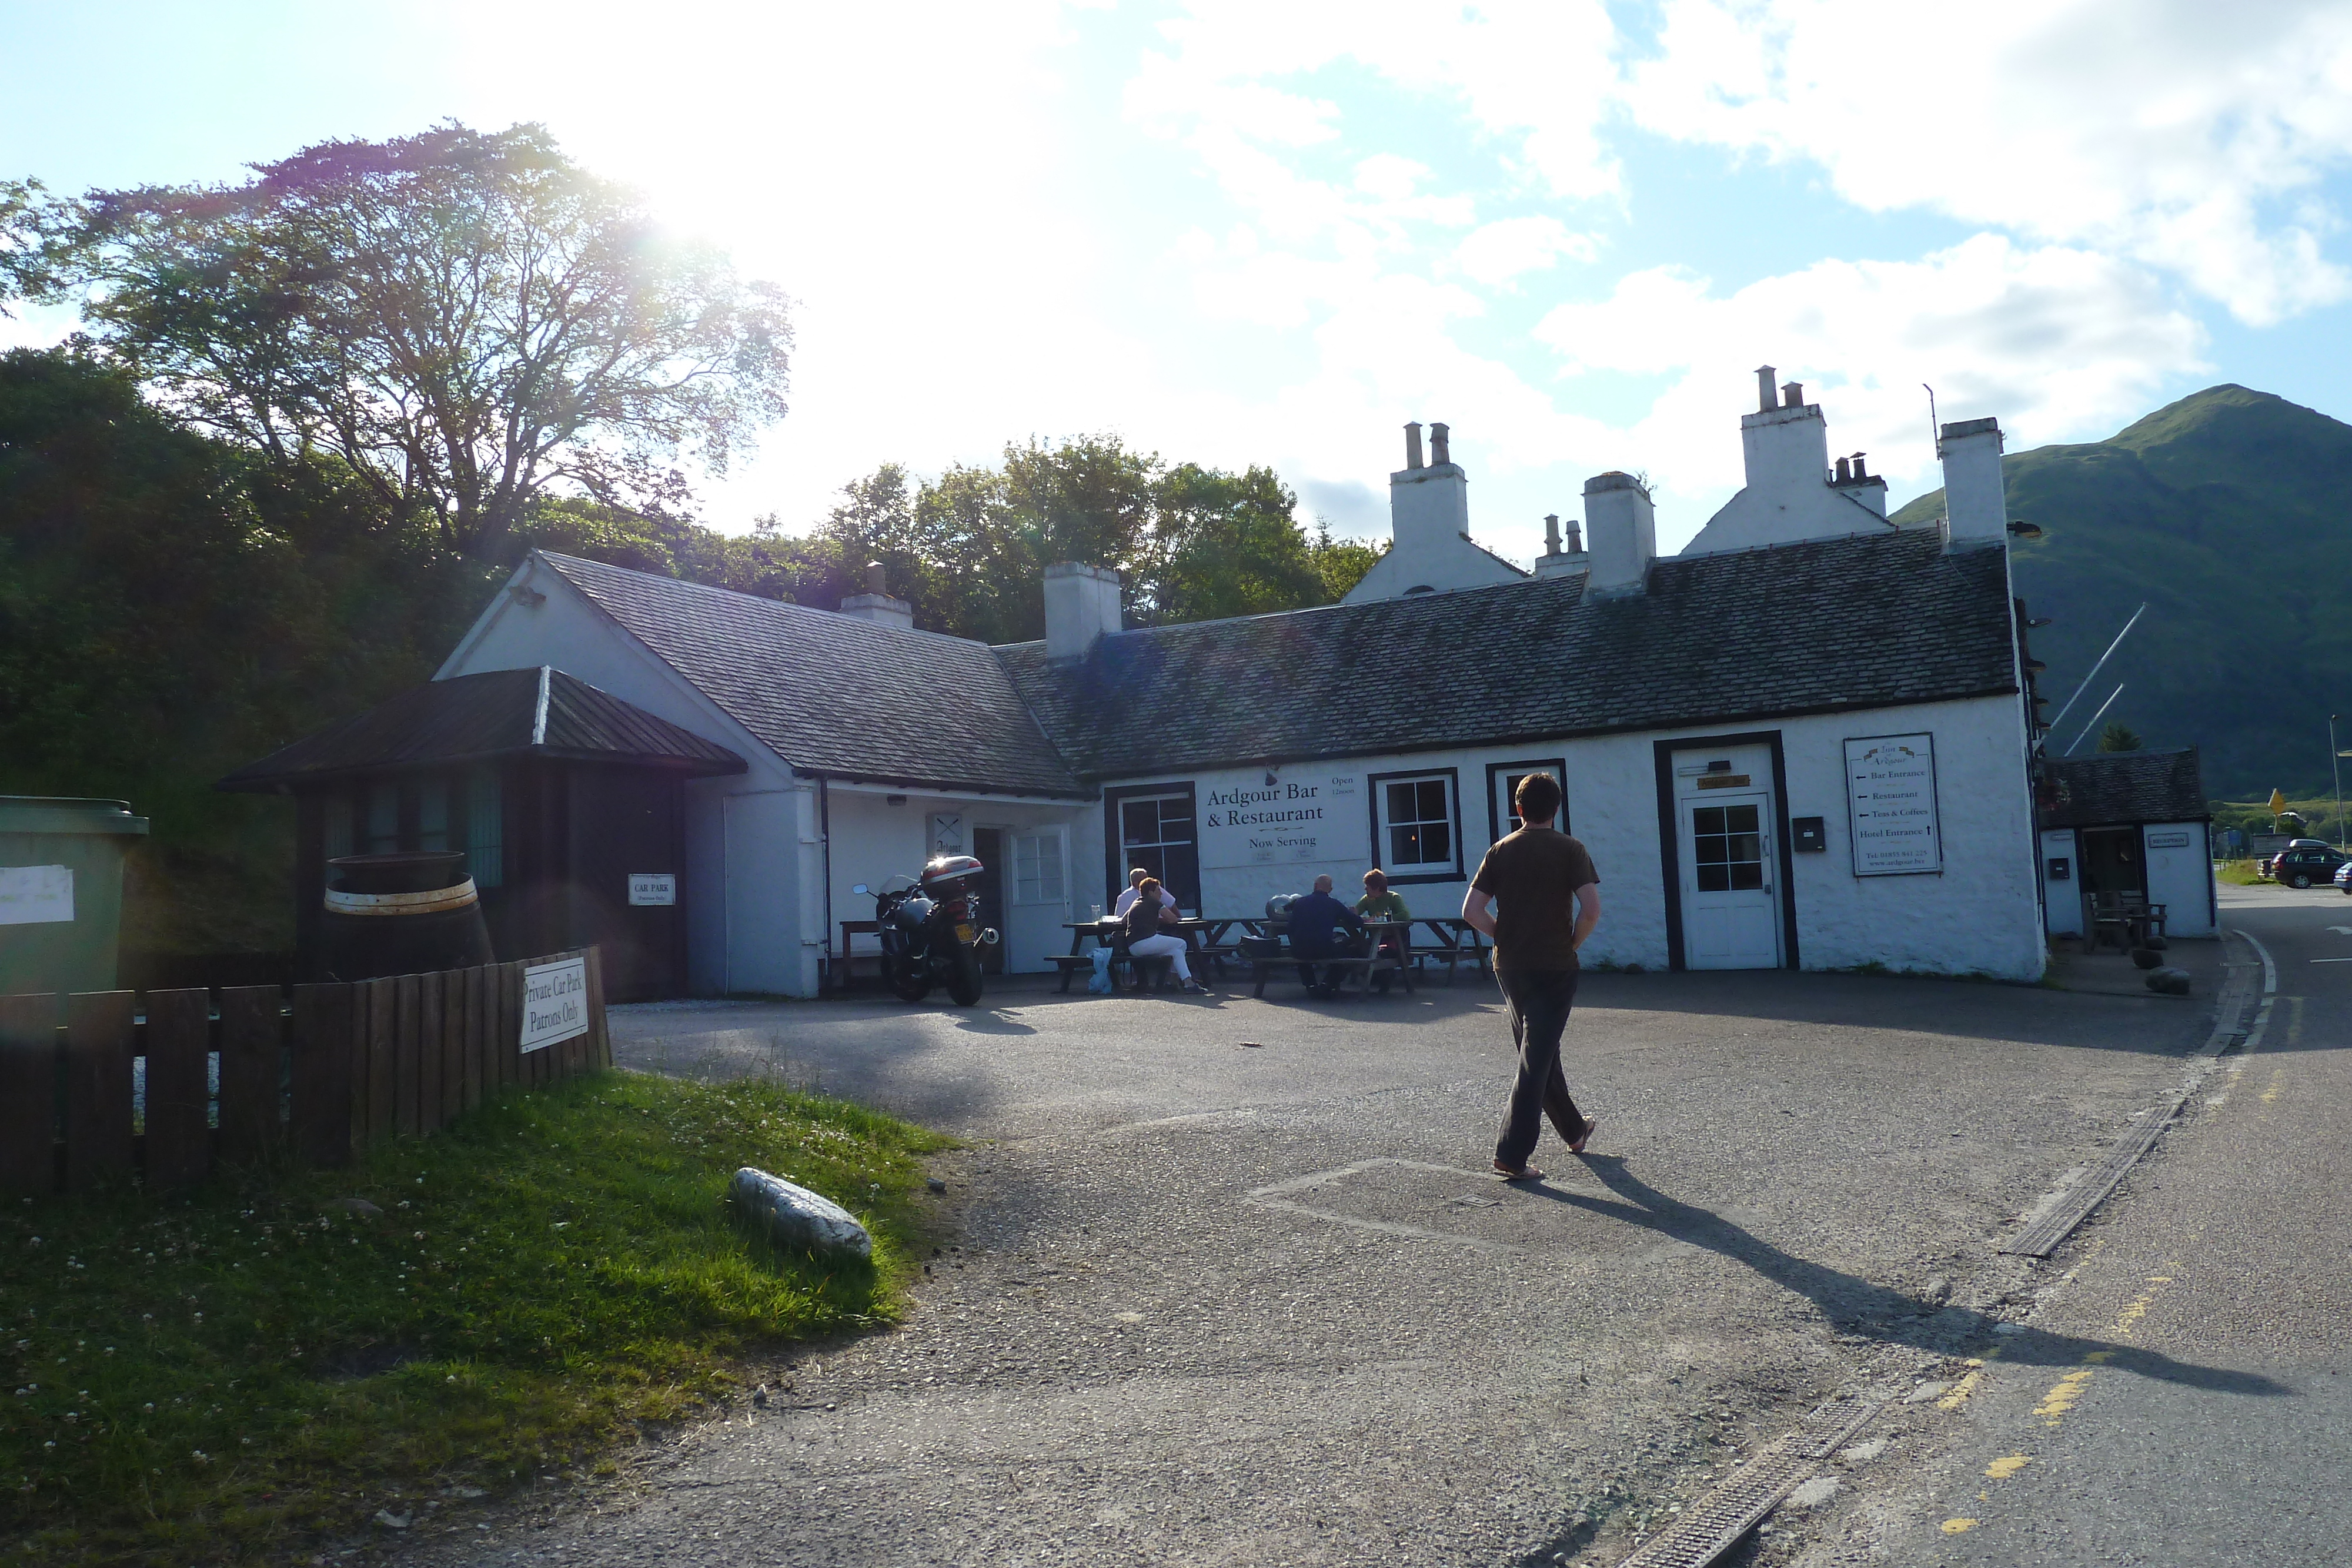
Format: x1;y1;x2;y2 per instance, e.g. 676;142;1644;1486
392;955;2232;1567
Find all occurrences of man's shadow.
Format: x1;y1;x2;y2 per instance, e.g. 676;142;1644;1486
1525;1156;2289;1397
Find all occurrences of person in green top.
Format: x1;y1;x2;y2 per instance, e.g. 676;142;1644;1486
1357;869;1410;992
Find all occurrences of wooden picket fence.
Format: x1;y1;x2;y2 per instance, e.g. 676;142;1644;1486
0;947;610;1197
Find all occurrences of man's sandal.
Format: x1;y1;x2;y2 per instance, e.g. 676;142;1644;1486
1492;1161;1545;1182
1569;1117;1598;1155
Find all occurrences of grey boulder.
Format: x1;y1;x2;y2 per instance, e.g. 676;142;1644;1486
730;1167;871;1259
2146;966;2192;996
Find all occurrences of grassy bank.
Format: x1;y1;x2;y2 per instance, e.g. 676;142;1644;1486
1;1071;947;1566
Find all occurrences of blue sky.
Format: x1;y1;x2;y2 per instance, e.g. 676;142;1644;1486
6;0;2352;558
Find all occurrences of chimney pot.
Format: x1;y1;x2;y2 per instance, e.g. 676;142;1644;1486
1430;422;1451;467
864;560;887;594
1834;456;1852;483
1544;513;1561;555
1567;519;1583;553
1781;380;1804;409
1404;422;1424;471
1852;452;1867;479
1756;365;1777;413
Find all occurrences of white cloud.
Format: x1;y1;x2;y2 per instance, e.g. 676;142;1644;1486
1623;0;2352;325
1452;216;1596;286
1536;233;2209;512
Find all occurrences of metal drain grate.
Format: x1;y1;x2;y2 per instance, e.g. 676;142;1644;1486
1613;1399;1882;1568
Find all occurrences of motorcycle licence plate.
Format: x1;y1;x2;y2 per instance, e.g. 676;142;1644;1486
954;924;975;942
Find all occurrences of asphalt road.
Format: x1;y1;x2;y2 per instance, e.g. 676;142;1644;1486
1851;883;2352;1567
383;948;2239;1568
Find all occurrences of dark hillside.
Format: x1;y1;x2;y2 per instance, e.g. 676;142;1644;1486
1891;385;2352;795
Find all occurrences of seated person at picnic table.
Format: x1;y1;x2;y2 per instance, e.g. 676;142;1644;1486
1356;868;1409;993
1122;876;1209;994
1114;866;1179;918
1285;874;1364;999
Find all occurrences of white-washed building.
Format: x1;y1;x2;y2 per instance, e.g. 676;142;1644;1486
404;368;2051;992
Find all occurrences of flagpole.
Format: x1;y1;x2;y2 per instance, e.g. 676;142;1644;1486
2333;713;2346;851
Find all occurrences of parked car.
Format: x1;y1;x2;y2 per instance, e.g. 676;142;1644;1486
2336;860;2352;896
2270;844;2347;888
2259;838;2332;878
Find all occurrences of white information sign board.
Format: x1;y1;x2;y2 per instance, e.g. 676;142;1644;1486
520;955;590;1054
1198;775;1357;868
0;865;74;926
1844;734;1942;875
627;872;676;906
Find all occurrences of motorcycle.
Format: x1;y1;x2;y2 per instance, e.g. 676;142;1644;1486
853;854;998;1006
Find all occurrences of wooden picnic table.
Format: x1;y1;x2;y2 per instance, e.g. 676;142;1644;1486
1053;916;1236;991
1244;918;1415;998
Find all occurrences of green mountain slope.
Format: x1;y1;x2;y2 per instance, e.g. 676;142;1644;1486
1890;385;2352;796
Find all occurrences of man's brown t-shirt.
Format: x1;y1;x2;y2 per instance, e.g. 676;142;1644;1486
1470;827;1599;971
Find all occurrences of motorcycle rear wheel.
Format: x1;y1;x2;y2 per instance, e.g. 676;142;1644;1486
946;947;985;1007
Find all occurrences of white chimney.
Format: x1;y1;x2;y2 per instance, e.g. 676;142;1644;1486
1534;511;1589;577
1937;417;2007;547
840;560;914;629
1582;472;1655;597
1043;561;1122;660
1389;421;1469;556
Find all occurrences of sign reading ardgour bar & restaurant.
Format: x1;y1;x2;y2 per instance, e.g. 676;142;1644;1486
1845;734;1942;875
1197;775;1357;868
520;954;590;1052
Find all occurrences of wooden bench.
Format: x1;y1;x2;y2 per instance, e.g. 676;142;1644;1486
1409;919;1491;984
1250;950;1409;999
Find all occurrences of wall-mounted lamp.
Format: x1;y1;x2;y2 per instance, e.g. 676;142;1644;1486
2007;520;2043;539
886;794;907;805
2027;617;2053;628
1264;770;1278;787
507;583;546;607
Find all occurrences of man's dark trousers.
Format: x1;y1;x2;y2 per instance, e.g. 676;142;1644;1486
1494;968;1585;1169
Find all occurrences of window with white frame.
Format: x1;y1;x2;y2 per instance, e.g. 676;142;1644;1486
1370;770;1461;880
1011;831;1065;904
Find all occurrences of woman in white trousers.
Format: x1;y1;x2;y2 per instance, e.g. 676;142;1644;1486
1121;875;1210;993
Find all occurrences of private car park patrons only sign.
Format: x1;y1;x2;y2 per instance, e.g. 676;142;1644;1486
1845;734;1942;875
520;954;590;1053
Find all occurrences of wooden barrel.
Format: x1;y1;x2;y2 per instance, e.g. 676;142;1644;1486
321;851;496;982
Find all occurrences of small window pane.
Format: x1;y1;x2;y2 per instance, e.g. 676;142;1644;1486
417;780;450;852
323;794;355;860
1381;774;1456;870
366;783;400;852
1697;865;1732;892
466;767;503;889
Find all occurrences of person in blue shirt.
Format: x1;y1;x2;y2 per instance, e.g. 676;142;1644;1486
1285;874;1364;999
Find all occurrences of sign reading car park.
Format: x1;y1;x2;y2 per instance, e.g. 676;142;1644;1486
520;955;590;1053
627;872;676;905
1844;734;1942;876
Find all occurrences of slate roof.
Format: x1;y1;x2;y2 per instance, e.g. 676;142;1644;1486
2041;748;2207;828
538;552;1087;797
1000;529;2019;778
220;667;746;791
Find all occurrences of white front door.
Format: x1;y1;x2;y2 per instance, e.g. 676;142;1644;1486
1682;793;1783;969
1004;825;1072;974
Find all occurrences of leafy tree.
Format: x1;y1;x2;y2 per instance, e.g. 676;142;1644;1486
803;437;1383;642
0;347;487;950
2097;721;2144;753
14;123;790;560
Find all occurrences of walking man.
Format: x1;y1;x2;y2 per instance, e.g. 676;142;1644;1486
1462;774;1600;1181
